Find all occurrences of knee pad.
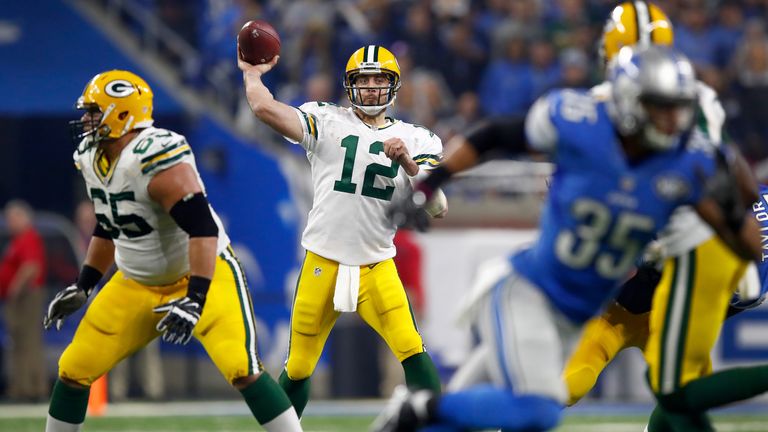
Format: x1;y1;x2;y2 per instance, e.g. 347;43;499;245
390;325;424;359
564;366;599;406
59;347;99;387
291;297;322;336
285;356;315;380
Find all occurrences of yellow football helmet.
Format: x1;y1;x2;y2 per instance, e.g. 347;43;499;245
600;1;673;67
343;45;401;116
71;70;154;144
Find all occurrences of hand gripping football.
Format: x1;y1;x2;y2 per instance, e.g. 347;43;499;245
238;20;281;65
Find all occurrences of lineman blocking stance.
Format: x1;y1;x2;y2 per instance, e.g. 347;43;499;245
43;71;301;432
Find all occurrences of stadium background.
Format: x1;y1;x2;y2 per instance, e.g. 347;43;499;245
1;0;768;430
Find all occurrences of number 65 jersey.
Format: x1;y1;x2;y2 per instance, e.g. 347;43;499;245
519;89;719;324
73;127;230;285
289;102;442;266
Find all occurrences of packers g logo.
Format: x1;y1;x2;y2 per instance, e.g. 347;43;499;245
105;80;136;98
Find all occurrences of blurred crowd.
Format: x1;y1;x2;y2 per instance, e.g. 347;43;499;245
135;0;768;159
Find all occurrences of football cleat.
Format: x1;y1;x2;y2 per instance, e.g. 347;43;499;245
370;385;435;432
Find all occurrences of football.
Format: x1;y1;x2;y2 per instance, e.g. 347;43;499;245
237;20;281;65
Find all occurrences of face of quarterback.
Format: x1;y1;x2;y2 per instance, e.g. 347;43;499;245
354;73;391;107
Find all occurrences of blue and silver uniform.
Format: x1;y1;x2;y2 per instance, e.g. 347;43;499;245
517;88;719;323
734;184;768;308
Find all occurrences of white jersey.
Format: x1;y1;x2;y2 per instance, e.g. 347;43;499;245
591;80;725;258
289;102;442;265
73;127;230;285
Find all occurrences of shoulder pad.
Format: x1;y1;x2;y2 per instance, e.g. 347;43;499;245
132;129;192;176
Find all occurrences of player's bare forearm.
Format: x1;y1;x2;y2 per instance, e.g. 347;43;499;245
383;138;419;176
84;236;116;274
238;56;303;142
442;137;481;175
696;198;761;260
188;237;217;280
399;155;419;176
731;146;759;204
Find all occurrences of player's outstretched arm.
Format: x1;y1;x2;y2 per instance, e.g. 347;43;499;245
237;54;303;142
43;225;115;330
695;147;761;261
148;163;218;344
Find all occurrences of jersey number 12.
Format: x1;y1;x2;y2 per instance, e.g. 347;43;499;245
333;135;400;201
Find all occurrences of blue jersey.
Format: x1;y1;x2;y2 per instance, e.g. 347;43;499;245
516;89;719;323
749;184;768;300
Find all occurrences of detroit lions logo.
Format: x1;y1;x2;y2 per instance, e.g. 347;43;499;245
105;80;136;98
654;174;690;201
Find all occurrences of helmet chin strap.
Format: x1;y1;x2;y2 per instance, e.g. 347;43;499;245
353;95;397;117
642;124;678;151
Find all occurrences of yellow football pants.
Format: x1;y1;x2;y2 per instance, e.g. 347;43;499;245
563;236;746;404
59;248;262;386
645;236;746;395
285;250;426;380
562;302;650;406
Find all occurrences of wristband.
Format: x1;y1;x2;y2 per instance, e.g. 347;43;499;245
187;275;212;305
76;264;103;296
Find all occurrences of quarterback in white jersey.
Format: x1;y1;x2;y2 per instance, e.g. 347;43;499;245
294;101;442;265
239;44;445;416
43;70;301;432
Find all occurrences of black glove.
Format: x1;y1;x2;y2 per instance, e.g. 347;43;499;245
153;276;210;345
388;187;432;232
153;297;202;345
43;265;102;330
43;284;88;330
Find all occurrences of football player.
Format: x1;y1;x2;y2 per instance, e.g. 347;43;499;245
43;71;302;432
371;46;762;432
238;45;446;417
559;3;768;430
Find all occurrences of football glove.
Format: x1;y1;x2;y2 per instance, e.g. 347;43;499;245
388;188;432;232
153;296;202;345
43;284;89;330
731;262;766;310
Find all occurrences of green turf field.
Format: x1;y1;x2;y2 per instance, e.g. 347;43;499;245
3;414;768;431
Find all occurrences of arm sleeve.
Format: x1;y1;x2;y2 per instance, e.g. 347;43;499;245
525;94;558;153
464;116;528;158
138;131;193;178
412;128;443;172
285;102;322;152
696;81;726;144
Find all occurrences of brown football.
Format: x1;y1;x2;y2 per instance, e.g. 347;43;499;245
237;20;281;65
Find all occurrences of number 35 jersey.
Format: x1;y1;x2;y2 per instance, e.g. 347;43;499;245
519;89;719;324
289;102;442;265
73;127;230;285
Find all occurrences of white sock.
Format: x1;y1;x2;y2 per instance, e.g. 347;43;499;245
261;407;302;432
45;414;82;432
644;425;649;432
